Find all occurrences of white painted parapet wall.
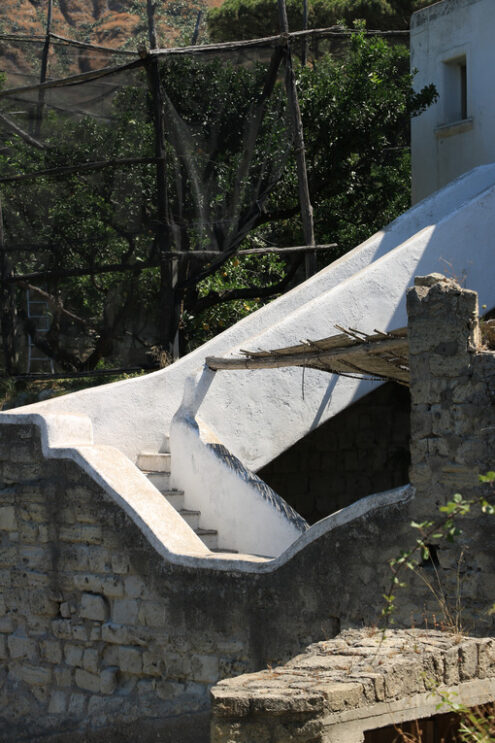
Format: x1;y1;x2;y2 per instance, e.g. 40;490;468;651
9;164;495;466
0;411;411;571
170;373;308;557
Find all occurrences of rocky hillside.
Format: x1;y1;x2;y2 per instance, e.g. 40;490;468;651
0;0;222;78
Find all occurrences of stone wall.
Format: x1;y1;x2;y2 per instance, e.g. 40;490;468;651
259;383;411;523
0;422;343;742
211;629;495;743
2;274;495;741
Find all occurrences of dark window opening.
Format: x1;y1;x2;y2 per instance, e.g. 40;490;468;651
460;61;467;120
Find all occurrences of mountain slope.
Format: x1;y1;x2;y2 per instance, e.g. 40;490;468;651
0;0;222;77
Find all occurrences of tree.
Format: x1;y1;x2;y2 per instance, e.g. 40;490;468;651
207;0;433;43
0;30;436;371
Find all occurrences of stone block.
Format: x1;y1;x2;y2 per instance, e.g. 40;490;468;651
48;690;67;715
0;546;17;567
112;598;139;625
83;648;99;674
87;548;112;573
68;692;87;717
138;601;166;628
59;524;102;545
0;635;6;659
72;623;90;642
40;640;62;664
124;575;149;599
89;623;101;642
101;622;130;645
119;645;142;674
100;666;119;695
51;619;72;639
8;634;37;660
59;545;90;572
19;546;50;570
0;506;16;531
0;615;15;634
15;663;52;686
111;553;130;574
18;520;38;543
191;654;219;683
73;574;124;598
75;668;100;693
60;602;72;618
54;665;72;688
80;592;108;622
143;648;164;677
0;569;12;588
29;591;58;617
64;644;84;667
9;445;34;463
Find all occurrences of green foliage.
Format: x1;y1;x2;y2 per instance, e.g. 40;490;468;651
207;0;433;43
183;253;286;348
261;30;437;257
0;30;436;367
384;474;495;634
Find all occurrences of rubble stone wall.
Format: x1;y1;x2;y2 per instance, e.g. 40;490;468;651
259;382;411;523
2;275;495;741
0;422;343;742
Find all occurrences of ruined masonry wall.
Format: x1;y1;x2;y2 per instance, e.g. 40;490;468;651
407;276;495;632
2;275;495;741
0;423;342;742
260;382;410;523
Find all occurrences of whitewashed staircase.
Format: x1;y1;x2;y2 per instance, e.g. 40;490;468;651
137;447;236;553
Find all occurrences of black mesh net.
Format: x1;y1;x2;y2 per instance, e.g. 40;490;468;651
0;32;301;374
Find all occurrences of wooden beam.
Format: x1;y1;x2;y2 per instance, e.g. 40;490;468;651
0;157;157;183
206;337;408;371
0;112;46;150
5;244;338;283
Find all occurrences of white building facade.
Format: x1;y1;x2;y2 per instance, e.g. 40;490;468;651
411;0;495;203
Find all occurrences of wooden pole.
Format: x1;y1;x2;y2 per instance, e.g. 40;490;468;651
191;11;203;45
0;196;15;375
302;0;308;66
5;243;338;284
34;0;53;137
145;0;178;358
277;0;316;278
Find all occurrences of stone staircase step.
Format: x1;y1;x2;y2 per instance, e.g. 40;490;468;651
179;508;201;530
138;451;226;553
196;528;218;550
162;490;185;511
145;471;171;491
211;548;239;554
137;452;171;472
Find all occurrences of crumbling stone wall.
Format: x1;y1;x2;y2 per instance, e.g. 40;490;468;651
211;629;495;743
2;274;495;741
406;275;495;632
260;383;411;522
0;423;341;742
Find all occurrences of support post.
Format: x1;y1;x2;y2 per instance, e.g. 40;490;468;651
145;0;179;360
302;0;308;66
278;0;316;278
34;0;53;138
191;11;203;45
0;196;16;375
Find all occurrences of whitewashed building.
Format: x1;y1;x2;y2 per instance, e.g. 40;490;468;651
411;0;495;202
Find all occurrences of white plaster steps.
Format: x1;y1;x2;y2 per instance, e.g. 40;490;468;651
137;450;234;553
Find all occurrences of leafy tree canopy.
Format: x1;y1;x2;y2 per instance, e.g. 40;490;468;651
0;31;436;371
207;0;433;42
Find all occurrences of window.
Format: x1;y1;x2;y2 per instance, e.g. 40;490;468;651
442;54;468;124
